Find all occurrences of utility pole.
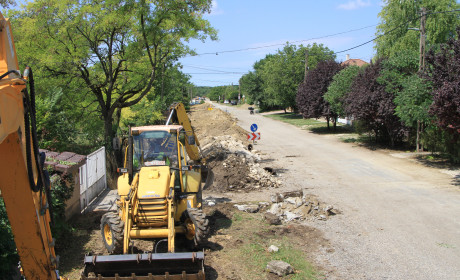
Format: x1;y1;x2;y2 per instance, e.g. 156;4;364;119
304;49;309;82
419;7;426;73
416;7;426;153
238;79;241;104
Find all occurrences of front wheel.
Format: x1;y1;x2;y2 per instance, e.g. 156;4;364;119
181;208;209;247
100;212;124;254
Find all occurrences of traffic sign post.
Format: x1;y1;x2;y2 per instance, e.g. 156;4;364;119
250;123;258;132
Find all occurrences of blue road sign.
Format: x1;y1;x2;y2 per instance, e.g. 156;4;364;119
250;123;258;132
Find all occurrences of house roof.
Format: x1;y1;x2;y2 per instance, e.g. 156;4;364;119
341;58;368;67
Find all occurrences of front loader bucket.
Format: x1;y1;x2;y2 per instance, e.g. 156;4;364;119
81;252;205;280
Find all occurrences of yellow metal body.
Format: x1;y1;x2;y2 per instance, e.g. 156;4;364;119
116;123;203;255
0;12;59;280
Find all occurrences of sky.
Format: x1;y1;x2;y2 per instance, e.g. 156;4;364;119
179;0;384;87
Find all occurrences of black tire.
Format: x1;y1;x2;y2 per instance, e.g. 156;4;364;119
100;212;124;254
181;208;209;246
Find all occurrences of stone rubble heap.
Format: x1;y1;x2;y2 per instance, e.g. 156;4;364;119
267;190;339;222
232;190;340;222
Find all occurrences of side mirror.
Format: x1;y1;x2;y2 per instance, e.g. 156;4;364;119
188;135;196;145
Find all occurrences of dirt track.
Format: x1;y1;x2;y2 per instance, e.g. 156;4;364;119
212;102;460;280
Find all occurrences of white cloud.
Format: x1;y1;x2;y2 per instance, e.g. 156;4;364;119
337;0;371;10
209;0;224;16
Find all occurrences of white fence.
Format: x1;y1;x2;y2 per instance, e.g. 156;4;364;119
79;147;107;211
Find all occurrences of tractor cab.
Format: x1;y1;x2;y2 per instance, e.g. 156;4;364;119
131;126;183;170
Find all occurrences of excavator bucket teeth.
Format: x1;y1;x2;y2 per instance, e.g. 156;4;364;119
81;252;205;280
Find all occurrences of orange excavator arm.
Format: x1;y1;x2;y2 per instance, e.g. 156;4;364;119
0;12;60;280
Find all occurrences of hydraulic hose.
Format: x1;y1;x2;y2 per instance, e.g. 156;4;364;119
23;66;54;225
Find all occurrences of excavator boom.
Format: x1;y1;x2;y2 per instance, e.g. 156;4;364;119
0;12;59;279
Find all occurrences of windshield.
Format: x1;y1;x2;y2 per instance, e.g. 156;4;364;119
133;130;178;169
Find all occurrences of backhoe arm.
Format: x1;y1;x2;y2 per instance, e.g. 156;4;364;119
0;12;59;280
166;102;201;162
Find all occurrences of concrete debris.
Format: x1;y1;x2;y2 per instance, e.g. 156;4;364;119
234;204;259;213
268;245;279;253
203;196;231;206
284;211;302;222
265;190;340;223
266;260;294;276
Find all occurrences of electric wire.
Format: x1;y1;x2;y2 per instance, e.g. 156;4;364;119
188;24;378;57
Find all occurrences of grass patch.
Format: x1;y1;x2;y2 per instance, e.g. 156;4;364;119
225;211;319;280
266;112;356;136
265;113;324;129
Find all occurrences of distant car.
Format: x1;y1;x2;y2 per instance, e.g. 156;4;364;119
224;100;229;104
231;100;237;105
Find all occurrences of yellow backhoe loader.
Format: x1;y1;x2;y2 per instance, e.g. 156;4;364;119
82;103;213;279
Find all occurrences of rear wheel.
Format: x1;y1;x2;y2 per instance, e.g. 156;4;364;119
181;208;209;247
100;212;124;254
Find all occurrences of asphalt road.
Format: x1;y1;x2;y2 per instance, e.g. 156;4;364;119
213;103;460;280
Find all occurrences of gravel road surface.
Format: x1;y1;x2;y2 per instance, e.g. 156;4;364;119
213;103;460;280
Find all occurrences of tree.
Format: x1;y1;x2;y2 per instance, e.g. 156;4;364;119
0;0;14;8
240;71;262;105
324;65;362;118
345;59;406;146
425;29;460;161
260;43;335;112
375;0;459;58
296;60;343;129
12;0;217;154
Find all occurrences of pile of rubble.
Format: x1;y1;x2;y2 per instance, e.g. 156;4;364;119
202;135;282;192
233;190;340;223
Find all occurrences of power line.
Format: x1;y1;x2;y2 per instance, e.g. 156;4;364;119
183;64;247;71
182;65;246;73
187;24;378;57
184;72;245;75
187;9;460;60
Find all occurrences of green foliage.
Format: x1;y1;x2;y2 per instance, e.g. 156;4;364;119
10;0;217;150
240;71;261;105
50;173;75;241
375;0;460;58
35;87;78;151
240;43;335;111
395;74;433;127
207;85;238;102
259;44;306;110
324;65;362;117
194;86;212;97
0;199;19;279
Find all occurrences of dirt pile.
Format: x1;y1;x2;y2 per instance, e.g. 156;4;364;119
202;135;282;192
189;104;281;192
189;104;248;145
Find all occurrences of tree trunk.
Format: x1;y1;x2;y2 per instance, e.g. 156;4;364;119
104;115;118;189
326;116;330;130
